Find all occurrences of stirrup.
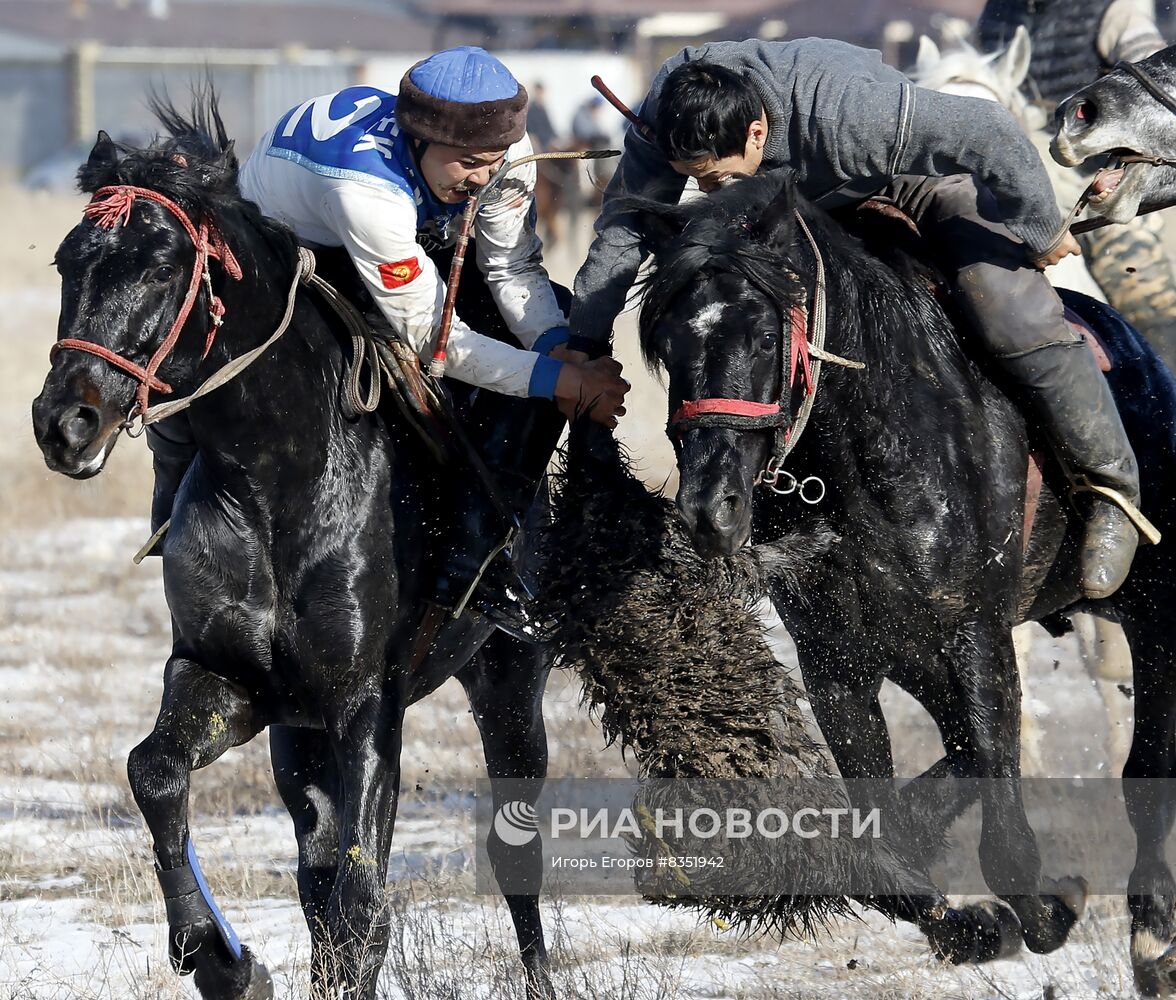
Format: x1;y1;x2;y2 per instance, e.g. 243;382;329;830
469;595;555;644
1071;477;1162;545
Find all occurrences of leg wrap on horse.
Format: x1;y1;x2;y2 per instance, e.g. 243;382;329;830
156;837;243;966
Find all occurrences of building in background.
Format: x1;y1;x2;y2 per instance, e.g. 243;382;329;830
1;0;1168;183
0;0;476;180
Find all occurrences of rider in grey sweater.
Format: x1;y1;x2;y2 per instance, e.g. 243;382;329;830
568;37;1144;601
569;38;1064;346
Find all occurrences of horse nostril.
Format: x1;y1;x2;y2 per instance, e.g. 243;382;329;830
59;403;101;450
712;493;744;531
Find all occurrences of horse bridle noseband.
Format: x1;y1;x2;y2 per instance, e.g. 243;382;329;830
51;185;243;429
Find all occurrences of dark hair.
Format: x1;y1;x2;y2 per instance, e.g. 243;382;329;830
654;62;761;162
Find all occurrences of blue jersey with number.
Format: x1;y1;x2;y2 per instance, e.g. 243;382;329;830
265;86;463;241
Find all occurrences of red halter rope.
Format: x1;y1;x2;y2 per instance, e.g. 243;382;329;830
51;184;243;422
668;300;814;436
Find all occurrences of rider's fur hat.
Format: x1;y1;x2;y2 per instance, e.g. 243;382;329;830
396;47;528;149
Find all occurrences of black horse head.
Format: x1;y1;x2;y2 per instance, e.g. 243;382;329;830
630;171;804;558
32;94;291;478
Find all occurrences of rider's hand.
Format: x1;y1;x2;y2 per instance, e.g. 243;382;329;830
1032;232;1082;269
549;344;591;366
553;357;629;428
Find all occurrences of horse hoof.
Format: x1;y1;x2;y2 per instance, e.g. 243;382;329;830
1132;929;1176;997
925;900;1022;964
1021;876;1089;954
191;944;273;1000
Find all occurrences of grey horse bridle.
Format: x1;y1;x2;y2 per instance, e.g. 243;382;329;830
1111;60;1176;167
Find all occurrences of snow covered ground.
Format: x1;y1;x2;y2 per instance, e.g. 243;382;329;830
0;185;1152;998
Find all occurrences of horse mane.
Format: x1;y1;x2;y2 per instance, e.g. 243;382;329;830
630;171;969;387
76;83;297;264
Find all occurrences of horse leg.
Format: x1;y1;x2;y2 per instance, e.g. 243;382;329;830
1073;612;1135;775
318;693;403;1000
892;666;1024;963
125;655;272;1000
458;632;553;1000
1012;622;1047;774
959;627;1087;955
1117;622;1176;997
269;725;341;986
804;662;1020;963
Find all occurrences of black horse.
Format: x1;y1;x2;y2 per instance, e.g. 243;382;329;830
628;170;1176;992
31;101;556;1000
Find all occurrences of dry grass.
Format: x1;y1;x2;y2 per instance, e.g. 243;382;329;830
0;185;1157;999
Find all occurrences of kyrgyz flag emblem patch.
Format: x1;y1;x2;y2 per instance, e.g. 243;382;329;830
379;257;422;289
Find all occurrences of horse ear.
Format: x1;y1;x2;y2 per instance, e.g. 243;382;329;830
916;35;942;76
77;130;119;193
752;172;797;251
89;131;117;169
999;26;1032;89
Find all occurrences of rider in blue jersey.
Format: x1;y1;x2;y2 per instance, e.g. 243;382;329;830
148;48;629;632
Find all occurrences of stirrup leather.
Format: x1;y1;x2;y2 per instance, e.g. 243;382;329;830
450;528;517;619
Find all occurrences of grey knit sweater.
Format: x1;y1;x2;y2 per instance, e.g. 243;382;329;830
569;38;1066;346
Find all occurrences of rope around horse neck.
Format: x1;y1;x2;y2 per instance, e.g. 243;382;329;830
133;246;390;431
780;212;864;459
131;247;311;431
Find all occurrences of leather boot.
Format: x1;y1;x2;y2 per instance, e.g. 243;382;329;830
142;415;198;557
431;393;565;637
1000;341;1141;599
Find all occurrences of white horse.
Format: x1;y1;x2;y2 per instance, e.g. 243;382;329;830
914;26;1107;300
911;27;1135;777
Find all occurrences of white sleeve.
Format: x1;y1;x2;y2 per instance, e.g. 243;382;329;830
319;182;548;398
474;134;568;349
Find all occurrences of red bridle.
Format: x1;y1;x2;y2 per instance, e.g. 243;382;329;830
668;300;814;437
51;184;243;423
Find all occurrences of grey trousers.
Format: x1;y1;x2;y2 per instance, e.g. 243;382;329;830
868;173;1084;360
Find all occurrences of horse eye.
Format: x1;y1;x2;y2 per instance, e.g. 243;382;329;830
760;331;777;349
149;264;176;283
